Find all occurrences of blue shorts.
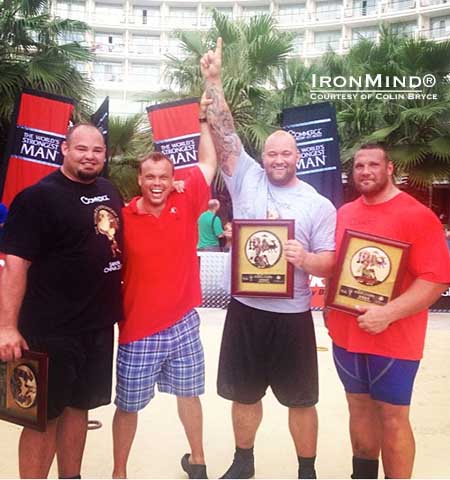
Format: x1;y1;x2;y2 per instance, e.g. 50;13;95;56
115;309;205;412
333;343;420;406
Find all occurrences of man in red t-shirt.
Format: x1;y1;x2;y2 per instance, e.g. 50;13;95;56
326;144;450;479
112;105;216;479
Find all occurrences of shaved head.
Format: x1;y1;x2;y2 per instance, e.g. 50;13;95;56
262;130;300;187
264;130;298;153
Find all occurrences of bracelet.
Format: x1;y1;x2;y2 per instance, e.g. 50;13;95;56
199;117;207;123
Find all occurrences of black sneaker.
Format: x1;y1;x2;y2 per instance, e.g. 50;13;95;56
181;453;208;479
220;454;255;479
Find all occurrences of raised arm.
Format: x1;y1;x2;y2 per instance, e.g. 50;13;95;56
200;37;241;176
198;93;217;186
0;255;30;361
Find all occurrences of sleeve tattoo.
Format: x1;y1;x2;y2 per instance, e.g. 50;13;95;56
205;84;241;176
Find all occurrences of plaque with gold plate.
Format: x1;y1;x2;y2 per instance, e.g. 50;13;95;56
231;219;294;298
327;230;410;315
0;350;48;431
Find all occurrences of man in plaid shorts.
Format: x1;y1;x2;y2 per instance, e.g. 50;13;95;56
112;105;217;479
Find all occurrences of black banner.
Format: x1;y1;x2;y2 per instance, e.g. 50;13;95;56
282;102;344;208
91;97;109;178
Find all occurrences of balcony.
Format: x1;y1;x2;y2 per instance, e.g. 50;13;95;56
92;42;125;56
128;43;161;58
420;26;450;38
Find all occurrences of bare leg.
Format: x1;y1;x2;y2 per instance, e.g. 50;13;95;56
232;401;263;448
177;396;205;465
112;408;138;479
56;407;88;478
347;393;382;459
376;401;414;479
19;420;58;478
288;406;318;457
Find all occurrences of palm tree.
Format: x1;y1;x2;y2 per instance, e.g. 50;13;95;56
107;114;153;200
161;10;294;154
0;0;94;153
322;27;450;185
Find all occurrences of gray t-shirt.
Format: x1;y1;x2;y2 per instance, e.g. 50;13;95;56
223;148;336;313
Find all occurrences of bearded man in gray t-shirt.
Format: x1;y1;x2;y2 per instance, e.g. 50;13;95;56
198;38;336;480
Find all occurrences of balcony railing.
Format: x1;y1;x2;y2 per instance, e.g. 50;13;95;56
275;12;308;25
313;7;343;22
93;42;125;53
128;43;161;55
93;72;124;82
311;38;342;53
91;12;126;25
128;14;161;26
420;26;450;38
421;0;450;7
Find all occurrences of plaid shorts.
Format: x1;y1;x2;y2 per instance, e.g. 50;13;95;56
115;309;205;412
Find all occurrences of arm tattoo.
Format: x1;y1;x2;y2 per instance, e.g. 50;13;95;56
205;84;241;176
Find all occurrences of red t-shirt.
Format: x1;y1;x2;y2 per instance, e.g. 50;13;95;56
119;167;209;344
327;192;450;360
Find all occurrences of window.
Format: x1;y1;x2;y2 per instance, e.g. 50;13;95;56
314;31;341;52
131;6;160;26
129;35;160;55
56;1;85;20
352;26;378;43
93;62;123;82
242;6;270;19
94;4;124;24
391;21;417;37
129;64;160;86
94;32;124;52
168;7;197;27
352;0;377;16
315;0;342;20
278;4;306;25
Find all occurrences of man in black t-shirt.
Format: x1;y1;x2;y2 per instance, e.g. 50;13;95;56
0;123;123;479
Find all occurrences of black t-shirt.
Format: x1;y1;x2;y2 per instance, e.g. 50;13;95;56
1;170;124;337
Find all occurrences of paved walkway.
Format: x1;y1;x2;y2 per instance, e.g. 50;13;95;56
0;310;449;479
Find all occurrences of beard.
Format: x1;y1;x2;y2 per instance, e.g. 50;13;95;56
355;177;390;197
77;168;101;182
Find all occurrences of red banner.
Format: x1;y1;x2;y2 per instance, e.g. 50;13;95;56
0;89;75;207
147;98;200;180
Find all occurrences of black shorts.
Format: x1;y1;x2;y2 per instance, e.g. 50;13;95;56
26;327;114;420
217;298;318;407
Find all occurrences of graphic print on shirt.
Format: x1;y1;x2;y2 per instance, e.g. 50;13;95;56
94;205;122;258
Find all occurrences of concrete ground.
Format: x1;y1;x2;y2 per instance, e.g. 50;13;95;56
0;310;449;479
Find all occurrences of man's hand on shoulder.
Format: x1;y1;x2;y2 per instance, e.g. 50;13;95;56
172;180;185;193
355;304;393;335
0;326;28;361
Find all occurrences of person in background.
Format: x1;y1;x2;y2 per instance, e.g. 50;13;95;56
197;199;224;252
222;221;233;252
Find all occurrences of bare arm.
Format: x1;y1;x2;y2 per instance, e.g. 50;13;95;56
284;240;335;277
198;93;217;186
0;255;30;361
356;278;448;335
200;37;241;176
